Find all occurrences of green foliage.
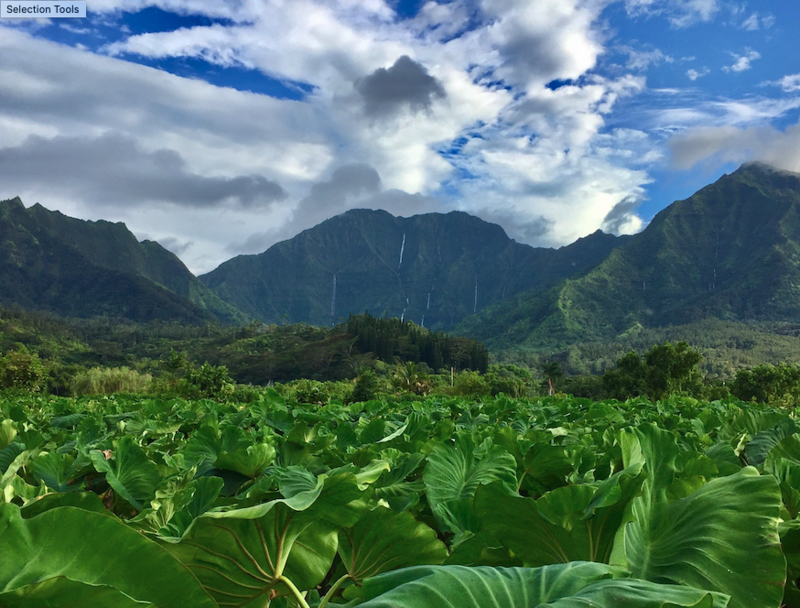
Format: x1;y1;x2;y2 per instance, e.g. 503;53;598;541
603;341;703;401
352;367;382;402
0;348;45;392
70;366;152;396
179;362;235;401
732;364;800;407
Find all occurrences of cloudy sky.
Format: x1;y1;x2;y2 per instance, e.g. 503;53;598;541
1;0;799;274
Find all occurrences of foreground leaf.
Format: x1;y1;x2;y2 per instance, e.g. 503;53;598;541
0;504;214;608
359;562;729;608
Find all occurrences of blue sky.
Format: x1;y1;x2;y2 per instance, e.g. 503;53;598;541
1;0;799;273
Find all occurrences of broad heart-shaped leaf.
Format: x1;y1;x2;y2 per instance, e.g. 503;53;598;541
615;424;785;608
31;451;92;492
185;425;275;477
779;520;800;607
518;443;574;495
0;504;215;608
358;562;729;608
0;576;154;607
424;435;517;534
338;506;447;584
165;472;365;606
90;435;160;510
474;464;645;567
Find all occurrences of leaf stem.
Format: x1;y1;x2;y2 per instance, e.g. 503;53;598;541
278;576;311;608
319;573;352;608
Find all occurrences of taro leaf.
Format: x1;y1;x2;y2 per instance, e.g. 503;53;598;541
50;413;86;428
0;504;215;608
0;419;16;450
744;419;797;467
338;507;448;585
518;443;573;494
0;576;154;607
616;424;785;608
90;435;160;510
423;435;516;535
445;529;522;567
780;520;800;608
165;473;365;605
475;465;644;567
215;443;276;478
374;453;425;512
20;491;108;519
0;441;23;474
358;562;729;608
31;451;91;492
159;476;226;538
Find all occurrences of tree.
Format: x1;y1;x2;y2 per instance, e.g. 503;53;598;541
540;360;563;396
0;348;45;392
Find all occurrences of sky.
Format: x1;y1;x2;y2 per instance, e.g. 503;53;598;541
1;0;800;275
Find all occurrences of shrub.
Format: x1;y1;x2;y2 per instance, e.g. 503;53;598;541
0;348;46;392
70;366;152;396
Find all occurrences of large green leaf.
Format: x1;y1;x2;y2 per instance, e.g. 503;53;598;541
423;435;517;534
0;504;215;608
0;576;153;607
358;562;729;608
90;435;160;510
338;506;447;584
475;464;645;567
616;424;785;608
166;472;365;605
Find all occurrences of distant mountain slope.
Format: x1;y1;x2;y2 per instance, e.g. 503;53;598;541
459;163;800;349
0;197;246;323
200;209;628;328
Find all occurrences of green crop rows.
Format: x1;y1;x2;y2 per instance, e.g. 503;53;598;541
1;392;800;607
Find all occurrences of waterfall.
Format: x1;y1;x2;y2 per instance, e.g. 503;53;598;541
426;292;431;310
473;274;478;313
398;233;406;268
330;274;337;319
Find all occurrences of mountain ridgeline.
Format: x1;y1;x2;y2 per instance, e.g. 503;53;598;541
458;163;800;349
199;209;627;329
4;162;800;355
0;197;246;324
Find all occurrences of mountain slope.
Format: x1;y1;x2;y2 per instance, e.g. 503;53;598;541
0;197;245;324
459;163;800;349
200;209;628;328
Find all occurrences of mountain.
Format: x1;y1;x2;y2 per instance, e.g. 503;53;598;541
200;209;628;328
458;163;800;349
0;197;247;324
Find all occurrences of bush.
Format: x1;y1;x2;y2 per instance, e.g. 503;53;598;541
276;378;353;405
0;348;45;392
179;362;235;401
352;367;381;402
70;366;152;396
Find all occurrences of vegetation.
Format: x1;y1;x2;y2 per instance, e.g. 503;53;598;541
1;390;799;606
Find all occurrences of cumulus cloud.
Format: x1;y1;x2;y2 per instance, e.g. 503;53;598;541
0;1;668;270
0;132;287;209
602;196;642;234
723;50;760;73
355;56;446;116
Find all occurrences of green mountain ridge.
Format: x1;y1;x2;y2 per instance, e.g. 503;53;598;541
0;197;247;324
200;208;628;329
459;163;800;350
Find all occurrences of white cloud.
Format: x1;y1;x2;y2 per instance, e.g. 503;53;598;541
686;67;709;80
621;46;674;71
669;122;800;173
771;73;800;93
624;0;720;27
723;49;760;73
738;11;774;30
0;0;668;272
